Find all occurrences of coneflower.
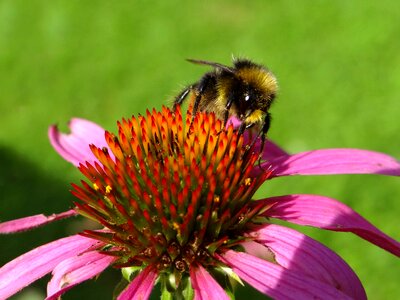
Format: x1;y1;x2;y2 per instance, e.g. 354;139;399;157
1;106;399;299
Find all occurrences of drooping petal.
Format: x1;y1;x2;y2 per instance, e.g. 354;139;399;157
0;235;101;299
218;250;352;300
248;224;366;300
49;118;108;166
261;140;289;161
46;251;116;300
260;194;400;257
117;265;158;300
0;210;77;234
254;148;400;177
190;264;229;300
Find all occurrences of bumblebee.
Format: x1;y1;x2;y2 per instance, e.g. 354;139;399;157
173;58;278;146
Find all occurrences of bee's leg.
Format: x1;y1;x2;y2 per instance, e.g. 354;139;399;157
215;93;235;136
256;113;271;168
173;85;193;111
236;119;255;136
192;75;213;120
264;112;271;133
260;112;271;150
246;123;255;129
222;93;235;126
238;122;246;135
222;107;230;129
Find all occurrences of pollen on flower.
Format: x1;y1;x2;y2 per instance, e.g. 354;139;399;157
71;105;271;281
173;222;180;232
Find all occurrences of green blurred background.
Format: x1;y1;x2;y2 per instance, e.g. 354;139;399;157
1;0;399;299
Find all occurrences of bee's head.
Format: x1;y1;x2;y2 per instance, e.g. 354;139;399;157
234;80;276;119
235;61;278;113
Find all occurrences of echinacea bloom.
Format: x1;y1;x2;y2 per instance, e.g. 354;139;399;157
1;106;400;300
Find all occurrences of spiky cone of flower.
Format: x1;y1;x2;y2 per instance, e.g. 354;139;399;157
73;107;271;293
0;106;399;300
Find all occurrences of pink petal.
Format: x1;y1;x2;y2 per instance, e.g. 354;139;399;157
46;251;115;300
0;210;77;234
190;265;229;300
260;140;289;161
0;235;101;299
218;250;352;300
248;224;366;299
245;136;289;161
117;265;158;300
49;118;107;166
261;194;400;257
240;241;276;262
254;148;400;177
226;116;242;128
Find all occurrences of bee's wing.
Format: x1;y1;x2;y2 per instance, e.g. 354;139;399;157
186;59;234;73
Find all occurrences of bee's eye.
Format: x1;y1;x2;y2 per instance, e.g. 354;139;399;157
244;94;250;101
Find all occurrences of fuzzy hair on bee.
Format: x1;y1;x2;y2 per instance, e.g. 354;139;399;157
173;58;278;149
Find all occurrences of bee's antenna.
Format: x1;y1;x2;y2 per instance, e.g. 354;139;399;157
186;59;234;73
